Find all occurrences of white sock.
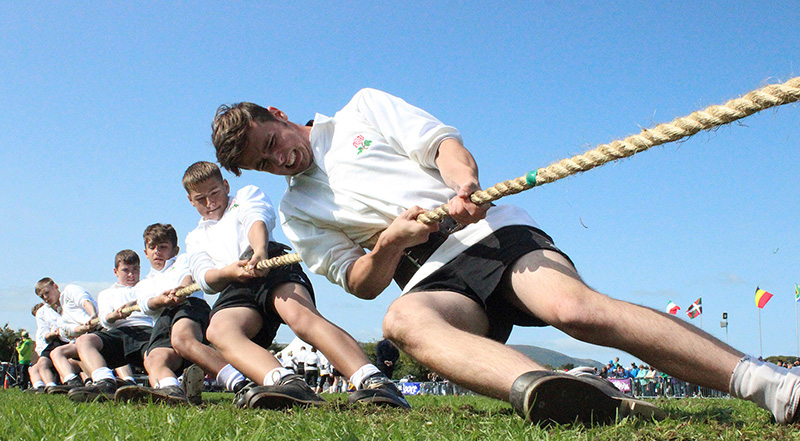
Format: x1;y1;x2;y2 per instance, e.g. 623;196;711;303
350;364;381;390
729;355;800;423
91;367;115;383
122;376;135;383
63;373;78;383
217;364;246;391
46;382;57;387
158;377;180;388
264;368;293;386
33;380;46;389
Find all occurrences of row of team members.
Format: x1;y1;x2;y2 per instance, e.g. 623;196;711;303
30;163;408;409
32;86;800;425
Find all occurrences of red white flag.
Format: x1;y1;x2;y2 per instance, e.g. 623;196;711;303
686;298;702;319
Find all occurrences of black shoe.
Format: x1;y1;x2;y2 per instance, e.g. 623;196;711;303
114;385;152;403
233;381;258;408
347;374;411;409
68;378;117;403
509;371;666;426
149;385;189;405
46;376;84;394
24;387;45;394
247;374;327;409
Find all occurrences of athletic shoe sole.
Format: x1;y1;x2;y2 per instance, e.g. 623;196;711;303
182;364;204;405
246;387;327;410
514;372;665;425
347;388;411;409
115;385;188;405
67;389;112;403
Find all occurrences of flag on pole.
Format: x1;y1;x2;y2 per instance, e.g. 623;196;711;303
686;298;702;319
795;284;799;302
666;300;681;315
755;287;773;309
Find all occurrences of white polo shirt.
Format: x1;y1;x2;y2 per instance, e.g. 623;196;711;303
280;88;536;294
185;185;276;294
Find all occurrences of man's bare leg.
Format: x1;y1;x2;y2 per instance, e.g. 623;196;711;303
50;344;81;382
271;283;373;378
505;249;742;392
171;318;227;377
206;307;280;384
384;249;743;400
383;290;546;400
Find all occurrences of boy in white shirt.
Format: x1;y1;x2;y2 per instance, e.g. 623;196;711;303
28;302;62;392
182;161;408;409
67;250;154;402
117;223;247;404
34;278;98;393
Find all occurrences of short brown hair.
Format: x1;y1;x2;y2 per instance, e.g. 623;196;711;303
143;223;178;248
35;277;55;297
182;161;224;193
211;102;277;176
115;249;140;268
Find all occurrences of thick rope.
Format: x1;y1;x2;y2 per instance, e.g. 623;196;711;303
87;253;303;326
416;76;800;224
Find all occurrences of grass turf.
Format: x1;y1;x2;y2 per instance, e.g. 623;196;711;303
0;389;796;440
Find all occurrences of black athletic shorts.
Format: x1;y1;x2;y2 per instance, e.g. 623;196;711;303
147;297;211;354
40;339;66;359
94;326;152;368
211;242;315;348
406;225;574;343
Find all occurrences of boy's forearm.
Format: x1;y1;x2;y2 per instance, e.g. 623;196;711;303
203;267;235;293
346;235;406;300
82;300;98;318
247;220;269;258
434;138;480;193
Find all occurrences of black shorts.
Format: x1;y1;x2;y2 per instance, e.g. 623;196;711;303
406;225;574;343
40;339;66;359
211;242;315;348
147;297;211;354
94;326;152;369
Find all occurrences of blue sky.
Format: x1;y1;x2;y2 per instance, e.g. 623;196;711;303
1;2;798;367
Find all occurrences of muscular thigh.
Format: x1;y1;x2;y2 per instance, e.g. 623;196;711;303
504;249;596;324
208;307;264;340
388;290;490;337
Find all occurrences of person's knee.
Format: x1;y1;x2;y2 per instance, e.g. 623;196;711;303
383;300;423;347
171;330;199;357
546;287;610;335
75;335;99;353
144;351;166;372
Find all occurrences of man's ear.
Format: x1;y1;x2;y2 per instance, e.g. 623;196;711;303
268;106;288;121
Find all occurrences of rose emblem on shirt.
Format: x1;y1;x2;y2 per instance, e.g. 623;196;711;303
353;134;372;155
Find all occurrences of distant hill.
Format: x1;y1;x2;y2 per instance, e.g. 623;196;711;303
508;344;604;370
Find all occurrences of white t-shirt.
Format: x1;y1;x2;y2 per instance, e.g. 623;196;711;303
304;351;320;371
185;185;276;294
34;304;61;355
58;284;97;339
97;282;154;329
280;88;537;294
135;254;201;316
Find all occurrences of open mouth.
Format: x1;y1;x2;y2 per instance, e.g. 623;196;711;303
286;151;296;168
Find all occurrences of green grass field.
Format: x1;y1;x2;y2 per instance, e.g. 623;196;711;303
0;389;797;440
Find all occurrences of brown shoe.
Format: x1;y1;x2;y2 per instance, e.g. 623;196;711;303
510;371;666;425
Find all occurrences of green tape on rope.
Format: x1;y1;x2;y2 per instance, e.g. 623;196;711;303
525;170;538;187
